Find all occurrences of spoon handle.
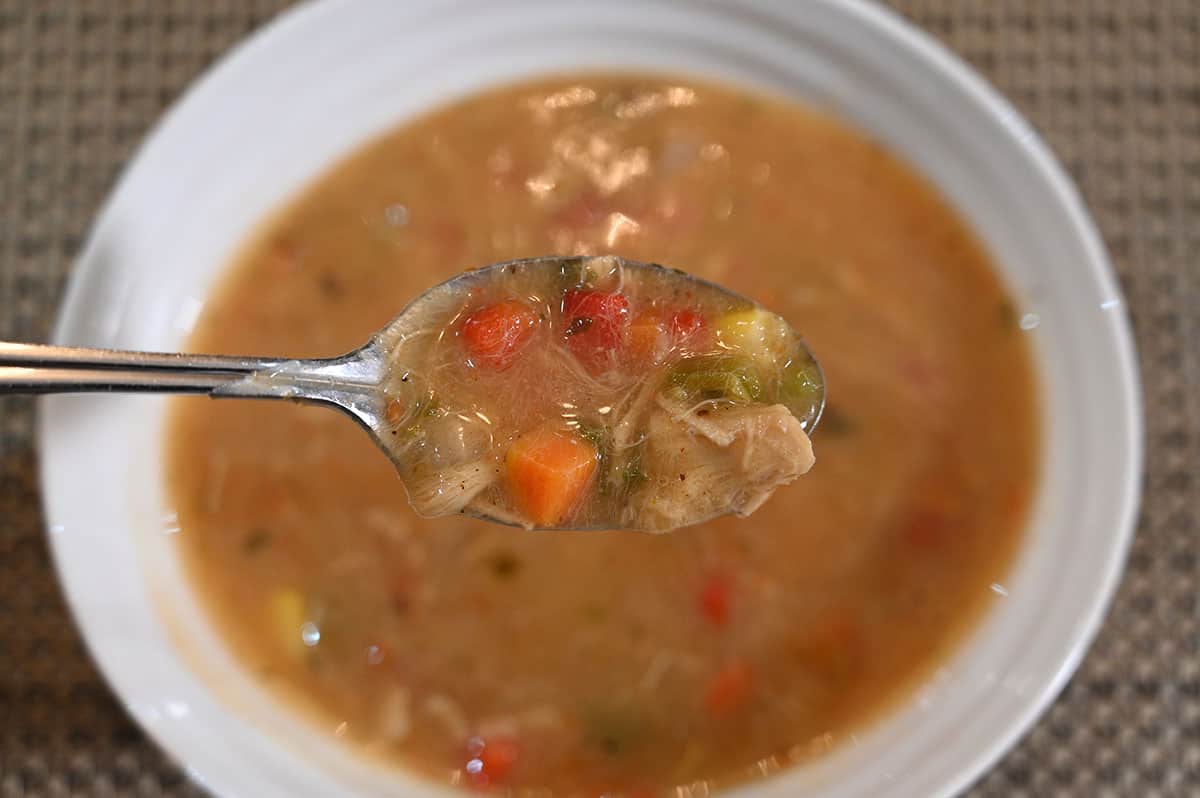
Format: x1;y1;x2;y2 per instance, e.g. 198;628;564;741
0;342;282;395
1;339;391;457
0;340;387;438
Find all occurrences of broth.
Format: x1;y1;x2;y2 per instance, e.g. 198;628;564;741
377;255;819;531
167;76;1038;796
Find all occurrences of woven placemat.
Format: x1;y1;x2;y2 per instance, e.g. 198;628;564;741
1;2;1196;796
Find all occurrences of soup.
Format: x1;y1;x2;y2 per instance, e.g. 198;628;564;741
167;76;1038;796
378;255;819;531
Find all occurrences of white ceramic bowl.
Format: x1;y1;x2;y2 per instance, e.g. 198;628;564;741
39;1;1142;796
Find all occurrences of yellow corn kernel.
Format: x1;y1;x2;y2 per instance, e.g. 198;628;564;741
715;308;791;360
267;588;307;658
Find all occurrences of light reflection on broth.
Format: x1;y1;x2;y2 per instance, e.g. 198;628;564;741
167;76;1038;796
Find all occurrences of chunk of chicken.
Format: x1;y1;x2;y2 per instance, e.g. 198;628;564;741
631;397;815;531
407;460;497;517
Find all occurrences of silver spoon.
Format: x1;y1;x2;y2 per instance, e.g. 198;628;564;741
4;255;824;529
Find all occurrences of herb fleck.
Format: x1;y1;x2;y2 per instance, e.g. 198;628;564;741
576;423;607;450
565;316;594;336
581;604;608;623
318;273;343;299
819;406;857;436
489;550;521;579
619;451;648;493
242;528;272;554
998;298;1018;329
585;706;646;757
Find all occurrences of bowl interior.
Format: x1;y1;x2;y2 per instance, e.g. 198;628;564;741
40;1;1141;797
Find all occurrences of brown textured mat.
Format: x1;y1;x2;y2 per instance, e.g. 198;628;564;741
1;2;1196;796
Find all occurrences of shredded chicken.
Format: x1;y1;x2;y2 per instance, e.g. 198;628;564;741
464;497;533;528
631;397;815;531
376;687;412;741
422;693;469;739
477;705;565;738
406;460;497;517
602;375;664;495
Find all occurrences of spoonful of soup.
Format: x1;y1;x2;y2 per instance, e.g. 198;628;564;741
1;255;823;531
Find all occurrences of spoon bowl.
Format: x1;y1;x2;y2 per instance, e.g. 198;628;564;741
371;254;826;530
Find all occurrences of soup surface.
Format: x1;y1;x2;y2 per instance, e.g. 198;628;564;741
168;76;1038;796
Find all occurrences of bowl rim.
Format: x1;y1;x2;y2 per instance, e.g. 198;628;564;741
38;1;1143;796
834;0;1144;792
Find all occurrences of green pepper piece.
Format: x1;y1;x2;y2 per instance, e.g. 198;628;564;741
619;450;648;492
584;705;646;756
666;354;764;405
780;356;824;422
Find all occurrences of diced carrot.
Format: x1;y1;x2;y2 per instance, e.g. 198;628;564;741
562;289;631;375
629;308;709;366
705;659;753;717
505;426;598;526
628;311;670;366
460;300;540;370
698;572;731;626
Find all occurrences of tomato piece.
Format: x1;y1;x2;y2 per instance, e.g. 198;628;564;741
467;735;519;787
800;613;862;683
669;309;707;344
460;300;540;370
705;659;753;717
698;572;731;626
562;289;631;374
